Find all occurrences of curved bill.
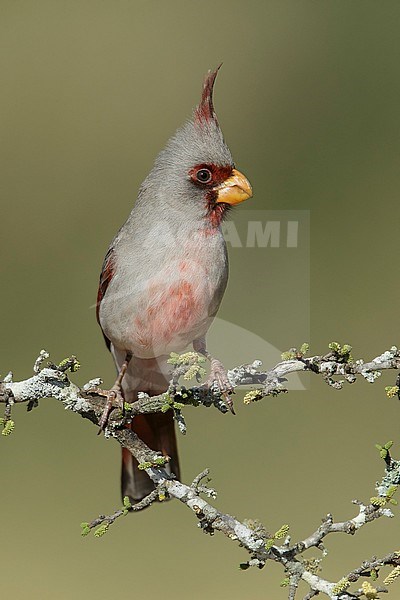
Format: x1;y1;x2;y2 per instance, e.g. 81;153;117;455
215;168;253;205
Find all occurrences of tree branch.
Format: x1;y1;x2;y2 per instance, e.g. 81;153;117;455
1;345;400;599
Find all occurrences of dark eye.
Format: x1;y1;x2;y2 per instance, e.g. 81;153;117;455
195;168;212;184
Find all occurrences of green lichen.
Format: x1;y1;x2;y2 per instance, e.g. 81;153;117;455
167;352;207;383
80;522;91;537
274;524;290;539
281;343;309;361
138;461;152;470
370;496;387;507
2;419;15;436
243;390;264;405
299;343;309;356
122;496;132;511
328;341;353;363
332;577;350;595
385;386;399;398
384;565;400;586
58;356;80;372
183;364;206;382
265;538;275;551
94;523;109;537
138;456;168;470
361;581;379;599
375;440;393;460
370;569;378;581
370;485;398;507
265;524;290;552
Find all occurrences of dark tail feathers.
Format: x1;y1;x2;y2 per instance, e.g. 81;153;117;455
121;411;180;504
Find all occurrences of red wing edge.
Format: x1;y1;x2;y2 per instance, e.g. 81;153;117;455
96;246;115;351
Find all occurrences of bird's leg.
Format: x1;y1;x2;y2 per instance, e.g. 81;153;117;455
98;352;133;433
193;338;235;414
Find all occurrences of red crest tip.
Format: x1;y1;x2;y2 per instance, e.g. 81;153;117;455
194;64;223;125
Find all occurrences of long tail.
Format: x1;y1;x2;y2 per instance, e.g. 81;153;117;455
121;411;180;503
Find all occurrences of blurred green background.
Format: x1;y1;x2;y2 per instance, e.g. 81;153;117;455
1;1;400;598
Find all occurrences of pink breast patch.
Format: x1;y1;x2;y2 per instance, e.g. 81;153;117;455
133;279;201;351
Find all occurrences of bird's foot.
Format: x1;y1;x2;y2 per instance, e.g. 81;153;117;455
97;353;132;434
203;357;235;414
97;387;125;433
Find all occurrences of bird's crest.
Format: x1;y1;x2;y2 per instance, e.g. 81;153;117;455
194;64;222;125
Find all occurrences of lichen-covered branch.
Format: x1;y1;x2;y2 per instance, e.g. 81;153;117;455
2;346;400;599
2;343;400;419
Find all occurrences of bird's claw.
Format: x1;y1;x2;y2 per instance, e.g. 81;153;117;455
97;353;132;434
202;358;235;414
97;387;125;434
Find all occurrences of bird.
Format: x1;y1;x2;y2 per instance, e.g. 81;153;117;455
96;66;252;503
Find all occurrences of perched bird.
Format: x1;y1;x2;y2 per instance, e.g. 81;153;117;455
96;66;252;503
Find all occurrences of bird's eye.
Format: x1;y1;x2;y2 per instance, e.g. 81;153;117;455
195;168;212;184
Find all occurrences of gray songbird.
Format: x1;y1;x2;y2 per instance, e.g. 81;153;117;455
96;66;252;503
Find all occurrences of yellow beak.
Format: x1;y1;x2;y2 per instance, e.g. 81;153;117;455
215;168;253;205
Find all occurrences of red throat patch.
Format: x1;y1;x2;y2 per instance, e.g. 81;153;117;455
206;199;231;229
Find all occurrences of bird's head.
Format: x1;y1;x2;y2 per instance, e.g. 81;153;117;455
138;66;252;228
